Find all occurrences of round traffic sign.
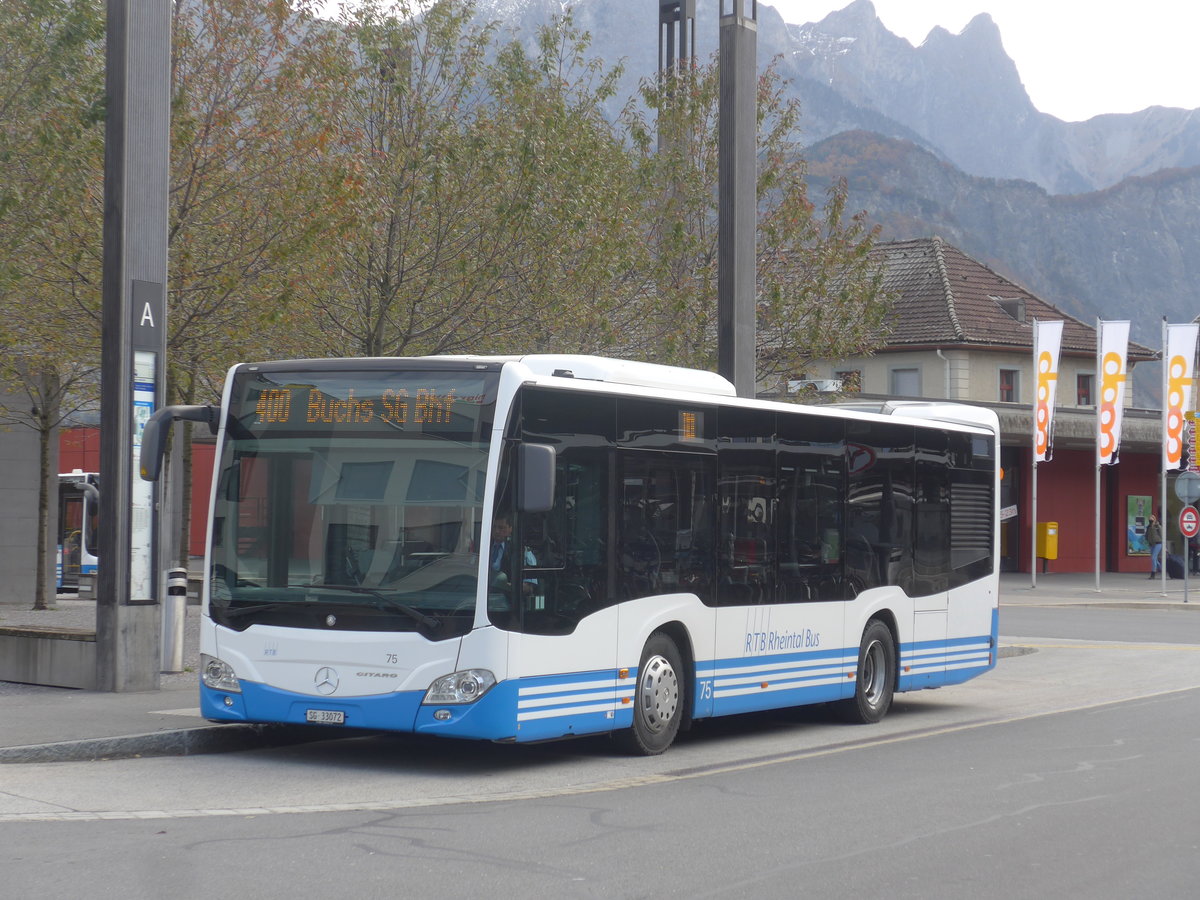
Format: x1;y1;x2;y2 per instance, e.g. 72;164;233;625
1176;472;1200;504
1181;506;1200;539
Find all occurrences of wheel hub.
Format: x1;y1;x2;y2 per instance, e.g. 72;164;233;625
638;654;679;734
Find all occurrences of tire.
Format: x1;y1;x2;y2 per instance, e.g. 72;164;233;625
616;632;685;755
835;619;896;724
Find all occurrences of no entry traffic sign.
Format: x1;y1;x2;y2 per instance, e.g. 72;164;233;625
1180;506;1200;539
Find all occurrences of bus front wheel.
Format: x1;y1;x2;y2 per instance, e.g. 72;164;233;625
617;632;684;755
836;619;896;724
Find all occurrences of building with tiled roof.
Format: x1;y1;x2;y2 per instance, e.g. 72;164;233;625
801;237;1170;577
803;237;1155;407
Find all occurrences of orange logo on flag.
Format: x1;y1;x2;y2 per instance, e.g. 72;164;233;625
1166;353;1190;465
1035;350;1058;457
1098;350;1124;461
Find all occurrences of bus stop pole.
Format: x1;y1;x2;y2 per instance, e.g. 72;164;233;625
97;0;170;691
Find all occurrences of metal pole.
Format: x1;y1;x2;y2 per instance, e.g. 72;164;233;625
1161;317;1168;595
160;567;187;672
1030;317;1039;589
1095;318;1101;592
718;0;757;399
1185;519;1190;604
1095;464;1101;592
658;2;695;154
1030;459;1038;590
97;0;170;691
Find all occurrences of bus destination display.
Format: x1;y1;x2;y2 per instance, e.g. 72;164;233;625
236;371;495;437
256;387;460;427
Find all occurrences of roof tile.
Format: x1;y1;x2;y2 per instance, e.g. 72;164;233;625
871;238;1155;360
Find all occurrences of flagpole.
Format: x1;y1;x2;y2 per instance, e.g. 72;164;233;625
1161;317;1169;595
1030;318;1065;589
1030;459;1038;590
1031;319;1038;590
1095;319;1102;593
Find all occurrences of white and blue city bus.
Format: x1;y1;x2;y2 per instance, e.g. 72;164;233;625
141;355;999;754
57;470;100;591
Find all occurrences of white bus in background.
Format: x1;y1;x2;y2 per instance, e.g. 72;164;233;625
57;470;99;591
141;355;999;754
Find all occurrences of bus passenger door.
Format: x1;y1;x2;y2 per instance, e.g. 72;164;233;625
511;444;621;741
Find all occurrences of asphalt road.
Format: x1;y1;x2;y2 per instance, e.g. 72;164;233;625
4;606;1200;898
1001;604;1200;644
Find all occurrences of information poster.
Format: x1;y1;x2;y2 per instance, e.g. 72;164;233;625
131;350;156;600
1126;495;1152;556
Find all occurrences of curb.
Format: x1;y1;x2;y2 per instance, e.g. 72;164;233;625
0;722;344;765
1002;601;1200;611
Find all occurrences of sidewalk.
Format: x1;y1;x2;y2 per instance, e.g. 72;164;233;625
2;571;1198;763
998;570;1200;607
0;596;322;763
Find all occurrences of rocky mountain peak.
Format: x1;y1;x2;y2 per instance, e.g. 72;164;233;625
465;0;1200;196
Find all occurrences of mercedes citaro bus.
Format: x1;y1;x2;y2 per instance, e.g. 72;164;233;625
141;355;999;754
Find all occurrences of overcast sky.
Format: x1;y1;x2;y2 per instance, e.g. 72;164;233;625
770;1;1200;122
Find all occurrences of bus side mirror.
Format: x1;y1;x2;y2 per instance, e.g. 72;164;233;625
139;404;219;481
518;443;556;513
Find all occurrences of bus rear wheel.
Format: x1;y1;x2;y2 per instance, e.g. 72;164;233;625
836;619;896;724
617;632;684;755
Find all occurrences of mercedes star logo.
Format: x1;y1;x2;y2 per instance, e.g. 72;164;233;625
314;667;339;695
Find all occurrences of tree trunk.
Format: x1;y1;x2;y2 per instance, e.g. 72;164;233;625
33;414;52;610
176;361;198;567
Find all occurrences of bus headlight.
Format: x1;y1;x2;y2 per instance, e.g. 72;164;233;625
201;653;241;693
424;669;496;705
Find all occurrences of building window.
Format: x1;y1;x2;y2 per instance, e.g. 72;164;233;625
890;367;921;397
835;370;861;393
999;369;1019;403
1077;373;1094;406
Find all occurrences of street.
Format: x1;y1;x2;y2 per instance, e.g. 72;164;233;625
4;603;1200;898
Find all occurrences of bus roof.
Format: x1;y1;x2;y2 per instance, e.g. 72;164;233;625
435;354;739;397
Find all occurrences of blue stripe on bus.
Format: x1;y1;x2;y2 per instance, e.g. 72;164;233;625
897;625;996;690
712;679;849;716
201;614;1001;741
512;668;633;741
201;680;426;731
699;645;851;675
699;646;855;715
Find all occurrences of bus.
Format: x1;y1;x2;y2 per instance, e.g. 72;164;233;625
57;470;100;591
140;355;999;754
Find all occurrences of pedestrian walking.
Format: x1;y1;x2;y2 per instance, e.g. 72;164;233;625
1147;513;1163;578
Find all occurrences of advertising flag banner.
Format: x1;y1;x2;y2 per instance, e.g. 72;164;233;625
1033;319;1064;463
1097;320;1130;466
1164;323;1200;470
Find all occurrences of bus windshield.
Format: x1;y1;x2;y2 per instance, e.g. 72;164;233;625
208;365;498;638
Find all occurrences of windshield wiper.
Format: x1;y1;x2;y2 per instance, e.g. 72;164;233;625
217;600;314;620
312;585;441;630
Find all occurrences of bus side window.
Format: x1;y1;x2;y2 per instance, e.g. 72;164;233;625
777;416;846;602
846;422;914;594
618;451;714;604
914;431;951;595
516;388;616;633
717;407;775;606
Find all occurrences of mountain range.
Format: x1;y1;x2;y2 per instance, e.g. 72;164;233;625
474;0;1200;370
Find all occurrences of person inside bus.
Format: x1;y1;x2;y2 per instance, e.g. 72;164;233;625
489;515;537;596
